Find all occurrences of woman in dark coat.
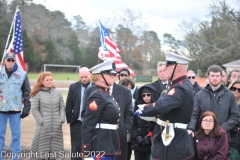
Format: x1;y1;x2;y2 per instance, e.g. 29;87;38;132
229;80;240;155
131;84;158;160
195;111;230;160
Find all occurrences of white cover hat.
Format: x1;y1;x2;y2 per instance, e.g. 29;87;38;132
90;60;117;74
165;52;192;64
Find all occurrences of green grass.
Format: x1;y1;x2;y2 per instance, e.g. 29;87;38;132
152;76;158;82
27;72;158;83
27;72;79;81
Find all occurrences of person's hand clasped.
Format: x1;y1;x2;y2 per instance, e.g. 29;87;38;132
134;108;144;116
187;130;195;137
135;136;142;143
142;136;151;144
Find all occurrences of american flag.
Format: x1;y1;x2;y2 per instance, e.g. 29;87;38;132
98;22;136;76
6;8;26;71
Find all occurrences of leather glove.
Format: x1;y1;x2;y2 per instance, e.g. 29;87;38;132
135;136;143;144
134;108;144;116
20;112;29;119
142;136;151;145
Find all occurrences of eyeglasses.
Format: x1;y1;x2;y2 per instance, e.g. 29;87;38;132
120;73;128;77
142;93;151;97
188;76;195;79
230;87;240;93
7;59;15;62
202;119;214;123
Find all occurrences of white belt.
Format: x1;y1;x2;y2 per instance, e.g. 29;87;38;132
156;118;187;129
95;123;118;130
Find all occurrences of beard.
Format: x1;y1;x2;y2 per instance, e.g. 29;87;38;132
209;79;221;87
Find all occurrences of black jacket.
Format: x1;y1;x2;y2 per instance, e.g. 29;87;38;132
143;76;195;159
229;105;240;152
193;81;202;94
65;81;93;124
131;84;158;152
188;84;239;139
150;79;166;98
21;75;31;118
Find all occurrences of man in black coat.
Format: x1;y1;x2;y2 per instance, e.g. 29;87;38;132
66;67;93;160
187;70;202;94
187;65;239;141
118;68;138;100
83;82;133;160
135;52;195;160
150;61;168;98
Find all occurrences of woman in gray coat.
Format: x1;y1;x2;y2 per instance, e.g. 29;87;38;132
30;71;65;159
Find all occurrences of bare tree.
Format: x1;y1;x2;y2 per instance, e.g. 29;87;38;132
180;0;240;73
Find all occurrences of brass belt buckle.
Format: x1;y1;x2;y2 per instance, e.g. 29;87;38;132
116;124;119;130
165;120;171;141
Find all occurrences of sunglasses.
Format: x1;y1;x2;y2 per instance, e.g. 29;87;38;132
230;87;240;93
105;73;117;76
165;61;177;67
188;76;195;79
120;73;128;77
102;70;117;76
7;59;15;62
142;93;151;97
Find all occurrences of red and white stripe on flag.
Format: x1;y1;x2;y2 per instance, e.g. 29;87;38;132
98;22;136;76
6;9;26;71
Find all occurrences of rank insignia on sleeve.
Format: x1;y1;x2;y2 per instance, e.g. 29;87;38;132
89;100;98;110
167;88;175;96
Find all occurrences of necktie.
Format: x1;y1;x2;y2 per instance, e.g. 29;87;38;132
164;83;167;89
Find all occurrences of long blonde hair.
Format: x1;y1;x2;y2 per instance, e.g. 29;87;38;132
89;74;100;82
30;71;55;98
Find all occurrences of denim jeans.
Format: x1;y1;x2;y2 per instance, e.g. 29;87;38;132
0;112;21;160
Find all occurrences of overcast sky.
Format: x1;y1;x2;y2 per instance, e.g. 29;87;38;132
33;0;239;40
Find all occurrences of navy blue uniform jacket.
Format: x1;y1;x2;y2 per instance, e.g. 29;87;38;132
81;85;120;156
82;83;133;159
143;76;195;160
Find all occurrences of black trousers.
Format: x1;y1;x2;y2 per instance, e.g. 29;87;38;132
115;137;127;160
134;151;151;160
70;121;82;160
127;142;132;160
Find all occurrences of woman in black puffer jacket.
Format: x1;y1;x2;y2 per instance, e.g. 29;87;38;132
131;84;158;160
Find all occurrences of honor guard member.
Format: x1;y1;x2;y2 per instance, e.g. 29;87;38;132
135;52;195;160
81;60;120;160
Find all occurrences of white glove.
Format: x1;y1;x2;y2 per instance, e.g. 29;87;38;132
84;158;94;160
137;104;145;110
187;130;195;137
134;108;144;116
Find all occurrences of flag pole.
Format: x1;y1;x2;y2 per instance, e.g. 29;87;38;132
1;5;19;68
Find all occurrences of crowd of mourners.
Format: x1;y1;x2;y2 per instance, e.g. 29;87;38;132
0;51;240;160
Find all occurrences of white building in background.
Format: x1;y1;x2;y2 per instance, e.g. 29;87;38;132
222;59;240;71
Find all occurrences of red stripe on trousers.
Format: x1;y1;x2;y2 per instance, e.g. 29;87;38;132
96;154;101;160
